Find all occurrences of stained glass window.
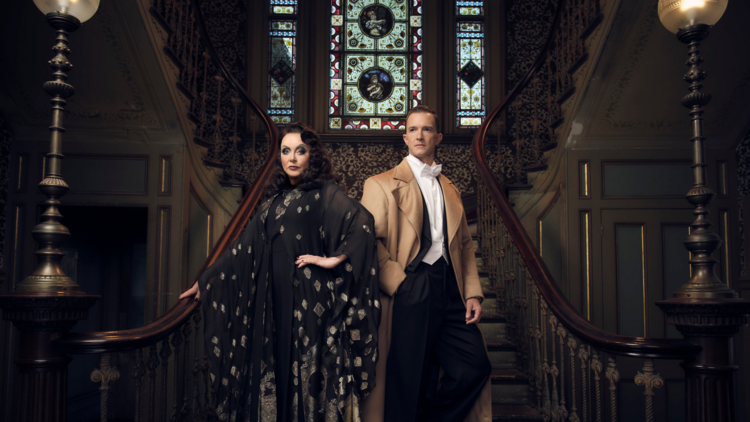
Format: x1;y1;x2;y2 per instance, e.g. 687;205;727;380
456;1;485;128
329;0;423;130
268;9;297;125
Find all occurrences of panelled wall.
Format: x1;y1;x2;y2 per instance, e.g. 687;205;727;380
0;137;198;420
532;146;743;421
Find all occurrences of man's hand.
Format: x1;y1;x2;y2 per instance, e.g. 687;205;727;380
465;298;483;324
296;254;348;269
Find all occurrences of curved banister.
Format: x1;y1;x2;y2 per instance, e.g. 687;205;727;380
471;0;700;359
53;0;279;354
54;299;200;354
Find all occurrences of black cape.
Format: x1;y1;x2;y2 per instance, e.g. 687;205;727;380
197;180;381;421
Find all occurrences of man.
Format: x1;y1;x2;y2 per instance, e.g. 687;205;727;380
360;105;492;422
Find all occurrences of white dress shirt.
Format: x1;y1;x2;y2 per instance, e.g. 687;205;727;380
406;154;449;264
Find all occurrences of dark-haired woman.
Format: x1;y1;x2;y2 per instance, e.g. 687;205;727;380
180;123;380;422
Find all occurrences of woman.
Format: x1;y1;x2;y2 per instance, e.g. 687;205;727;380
180;123;380;422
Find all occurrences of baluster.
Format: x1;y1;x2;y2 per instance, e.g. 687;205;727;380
557;30;565;99
181;320;193;419
204;75;228;169
90;353;121;422
133;349;146;422
549;315;560;420
160;337;173;422
225;97;244;185
546;56;555;125
509;101;526;187
541;299;551;419
247;114;260;181
634;359;664;422
605;357;619;422
579;0;587;73
557;325;569;420
510;249;520;340
567;0;574;71
174;0;184;59
181;2;191;64
521;263;532;374
192;53;210;147
530;77;543;169
578;345;590;422
146;343;160;422
518;263;529;373
532;285;543;411
201;352;211;415
181;12;195;90
567;337;579;422
192;311;204;422
170;328;184;421
591;351;603;422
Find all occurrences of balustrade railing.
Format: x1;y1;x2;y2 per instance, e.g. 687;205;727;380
472;0;716;420
477;179;699;421
150;0;268;188
496;0;602;190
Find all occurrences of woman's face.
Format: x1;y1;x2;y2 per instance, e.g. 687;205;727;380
280;132;310;186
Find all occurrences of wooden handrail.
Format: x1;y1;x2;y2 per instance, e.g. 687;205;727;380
471;0;700;359
53;0;279;355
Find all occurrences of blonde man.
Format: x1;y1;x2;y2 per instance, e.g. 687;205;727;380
361;105;492;422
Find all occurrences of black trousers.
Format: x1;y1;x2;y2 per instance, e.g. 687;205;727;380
385;259;492;422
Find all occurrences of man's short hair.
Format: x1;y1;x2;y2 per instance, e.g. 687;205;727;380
406;105;441;134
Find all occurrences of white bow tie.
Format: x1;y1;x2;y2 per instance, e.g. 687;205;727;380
420;164;442;178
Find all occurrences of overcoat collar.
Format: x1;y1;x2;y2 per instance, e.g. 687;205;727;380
391;157;463;246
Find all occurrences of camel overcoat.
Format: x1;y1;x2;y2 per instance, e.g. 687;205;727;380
359;158;492;422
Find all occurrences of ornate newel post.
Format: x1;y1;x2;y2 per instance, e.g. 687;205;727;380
655;1;750;421
0;2;100;421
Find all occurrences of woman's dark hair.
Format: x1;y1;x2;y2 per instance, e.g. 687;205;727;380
265;122;341;197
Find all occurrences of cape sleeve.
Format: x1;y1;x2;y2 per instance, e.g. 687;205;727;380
195;197;268;411
321;182;381;400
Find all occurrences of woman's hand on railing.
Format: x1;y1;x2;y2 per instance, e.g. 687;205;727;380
179;281;200;301
296;254;348;269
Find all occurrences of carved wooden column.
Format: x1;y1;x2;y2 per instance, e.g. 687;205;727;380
654;15;750;422
0;10;98;422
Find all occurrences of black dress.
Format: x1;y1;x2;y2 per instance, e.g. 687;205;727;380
197;180;381;422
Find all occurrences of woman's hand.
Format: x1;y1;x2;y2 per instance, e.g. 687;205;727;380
179;281;201;301
296;254;348;269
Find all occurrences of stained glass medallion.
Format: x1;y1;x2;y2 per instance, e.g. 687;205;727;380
269;60;295;85
330;0;422;130
458;60;484;87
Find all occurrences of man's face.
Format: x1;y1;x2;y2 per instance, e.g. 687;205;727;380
403;112;442;163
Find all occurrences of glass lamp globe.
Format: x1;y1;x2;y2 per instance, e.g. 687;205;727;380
658;0;728;33
34;0;100;23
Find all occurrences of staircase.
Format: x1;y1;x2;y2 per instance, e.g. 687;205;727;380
465;220;543;421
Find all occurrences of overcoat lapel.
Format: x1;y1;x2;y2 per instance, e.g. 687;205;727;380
391;159;423;244
438;174;463;247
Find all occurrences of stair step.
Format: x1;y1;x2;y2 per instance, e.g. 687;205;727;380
480;274;491;291
482;296;499;314
491;369;531;405
475;256;484;271
473;238;479;251
492;404;543;421
478;315;508;342
487;340;517;369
